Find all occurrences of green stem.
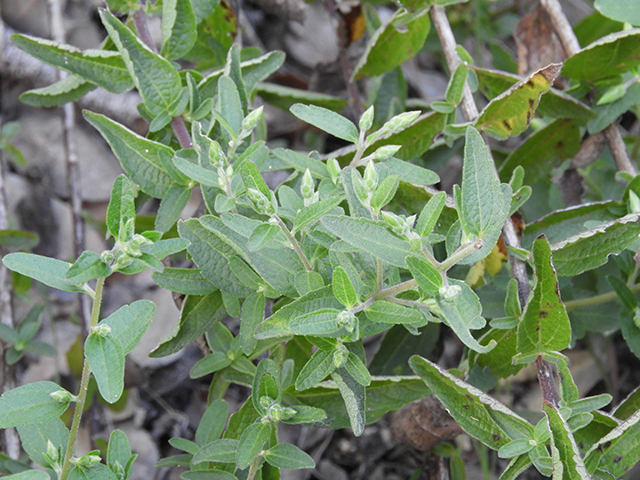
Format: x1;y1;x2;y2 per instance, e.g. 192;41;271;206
246;456;262;480
438;239;483;272
564;283;640;310
59;277;105;480
374;278;418;300
375;259;384;292
273;215;313;271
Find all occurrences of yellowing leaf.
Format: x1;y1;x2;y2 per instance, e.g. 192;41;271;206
475;64;561;140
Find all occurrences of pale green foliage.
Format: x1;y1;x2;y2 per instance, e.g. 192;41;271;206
3;2;640;480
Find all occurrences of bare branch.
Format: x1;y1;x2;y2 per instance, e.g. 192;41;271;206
540;0;637;176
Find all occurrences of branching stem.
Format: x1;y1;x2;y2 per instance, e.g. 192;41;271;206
273;215;313;271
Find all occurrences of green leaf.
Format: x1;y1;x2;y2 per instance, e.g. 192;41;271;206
173;152;219;186
562;29;640;82
499;455;533;480
263;443;315;470
161;0;197;60
513;236;570;363
370;175;399;214
498;119;581;184
248;224;284;251
106;175;135;240
281;405;327;425
205;215;302;297
85;333;125;403
406;256;442;297
497;439;534;459
17;418;69;468
2;471;51;480
383;158;439;186
332;266;358;309
68;463;118;480
287;376;429;429
66;251;111;284
471;328;524;378
289;104;358;143
550;212;640;277
607;275;638;312
294;271;325;296
198;50;285;98
369;323;440;376
0;229;39;249
107;429;133;471
595;0;640;26
295;349;336;391
156;185;192;233
475;64;561;140
437;279;496;354
332;112;446;163
409;356;533;450
192;439;238;464
218;75;243;135
292;197;343;234
256;83;347;113
196;399;229;446
290;309;344;338
2;253;91;295
321;216;412;268
101;300;156;355
584;409;640;477
330;367;366;436
365;301;425;325
239;292;266;355
152;267;217;295
446;64;468;106
151;292;226;357
83;112;174;198
416;191;447;237
236;422;271;469
352;9;430;80
345;352;371;387
256;287;343;339
20;75;96;107
459;126;512;239
0;381;71;428
588;82;640;134
190;351;232;378
181;470;237;480
99;9;183;116
178;219;253;297
10;34;133;93
239;159;271;198
543;403;591;479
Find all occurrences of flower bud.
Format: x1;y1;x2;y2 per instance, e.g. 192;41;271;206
247;188;276;216
333;345;348;368
359;105;374;134
91;324;112;337
363;161;378;193
439;284;462;301
50;389;75;403
326;158;341;185
301;168;315;200
337;310;356;332
242;106;264;134
210;140;226;168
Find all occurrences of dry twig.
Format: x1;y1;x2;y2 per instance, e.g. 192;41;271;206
540;0;637;176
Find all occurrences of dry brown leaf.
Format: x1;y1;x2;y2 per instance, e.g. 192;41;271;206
391;395;463;450
515;2;567;77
